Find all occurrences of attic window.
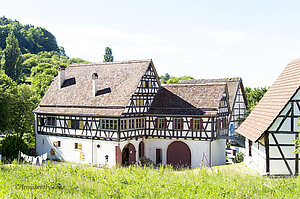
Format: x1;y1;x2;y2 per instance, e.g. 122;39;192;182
142;81;152;88
136;99;144;106
220;100;225;107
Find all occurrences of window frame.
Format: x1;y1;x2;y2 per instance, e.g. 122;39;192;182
46;116;56;127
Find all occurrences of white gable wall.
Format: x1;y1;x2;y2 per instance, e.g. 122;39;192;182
244;138;266;175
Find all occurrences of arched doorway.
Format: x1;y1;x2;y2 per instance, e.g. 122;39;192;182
167;141;191;168
138;141;145;158
122;143;136;165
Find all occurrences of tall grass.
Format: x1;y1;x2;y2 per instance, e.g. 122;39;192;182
0;162;299;198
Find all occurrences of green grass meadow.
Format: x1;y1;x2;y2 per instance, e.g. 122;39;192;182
0;162;299;198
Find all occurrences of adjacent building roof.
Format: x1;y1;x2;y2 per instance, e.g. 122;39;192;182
34;60;154;117
179;77;247;112
148;83;229;116
236;59;300;141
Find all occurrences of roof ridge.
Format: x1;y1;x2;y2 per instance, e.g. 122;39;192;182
163;82;227;86
69;59;152;67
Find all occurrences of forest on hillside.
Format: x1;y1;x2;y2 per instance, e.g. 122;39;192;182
0;16;268;161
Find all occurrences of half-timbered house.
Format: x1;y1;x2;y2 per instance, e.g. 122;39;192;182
179;78;248;146
34;59;231;168
237;59;300;175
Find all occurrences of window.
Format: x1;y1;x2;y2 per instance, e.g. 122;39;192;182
121;120;127;130
174;118;183;130
128;119;135;129
193;119;203;131
75;143;82;150
50;148;55;155
46;117;56;126
222;118;226;128
136;118;145;128
80;152;85;160
53;141;61;147
220;100;225;107
68;119;84;129
101;119;117;130
142;81;152;88
158;118;165;129
136;99;144;106
38;118;45;126
249;140;252;156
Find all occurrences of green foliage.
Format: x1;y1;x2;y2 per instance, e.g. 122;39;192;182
0;135;29;161
159;73;194;84
103;47;113;62
0;72;15;132
294;119;300;154
25;51;87;97
0;163;299;198
245;87;269;114
159;73;170;83
0;16;59;54
0;73;39;145
233;152;244;163
9;84;40;140
3;32;22;82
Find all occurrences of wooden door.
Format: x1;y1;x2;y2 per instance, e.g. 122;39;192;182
156;149;162;164
167;141;191;168
139;141;145;158
128;143;136;164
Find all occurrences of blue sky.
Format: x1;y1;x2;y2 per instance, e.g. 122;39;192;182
3;1;300;87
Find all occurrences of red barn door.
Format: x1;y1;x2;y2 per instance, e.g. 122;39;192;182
167;141;191;168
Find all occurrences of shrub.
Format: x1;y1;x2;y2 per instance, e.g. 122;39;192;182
0;135;30;162
233;152;244;163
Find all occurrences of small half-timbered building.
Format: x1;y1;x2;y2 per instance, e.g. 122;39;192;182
237;59;300;175
179;78;247;146
34;59;231;168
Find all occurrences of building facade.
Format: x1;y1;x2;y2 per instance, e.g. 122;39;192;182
237;59;300;175
34;60;233;168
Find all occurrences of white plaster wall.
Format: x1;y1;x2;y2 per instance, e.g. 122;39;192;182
36;135;227;169
143;138;224;168
211;139;226;166
36;134;118;167
244;138;266;175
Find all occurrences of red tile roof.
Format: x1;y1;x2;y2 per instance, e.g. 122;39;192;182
236;59;300;141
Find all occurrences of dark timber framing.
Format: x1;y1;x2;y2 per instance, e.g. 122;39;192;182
263;97;300;175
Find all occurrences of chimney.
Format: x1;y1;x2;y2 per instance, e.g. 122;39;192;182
92;73;98;96
58;65;66;89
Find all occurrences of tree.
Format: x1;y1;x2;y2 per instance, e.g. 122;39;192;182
31;63;58;97
58;46;67;57
0;16;59;54
0;72;15;132
159;73;194;84
103;47;114;62
9;84;40;140
245;87;269;114
3;32;22;82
